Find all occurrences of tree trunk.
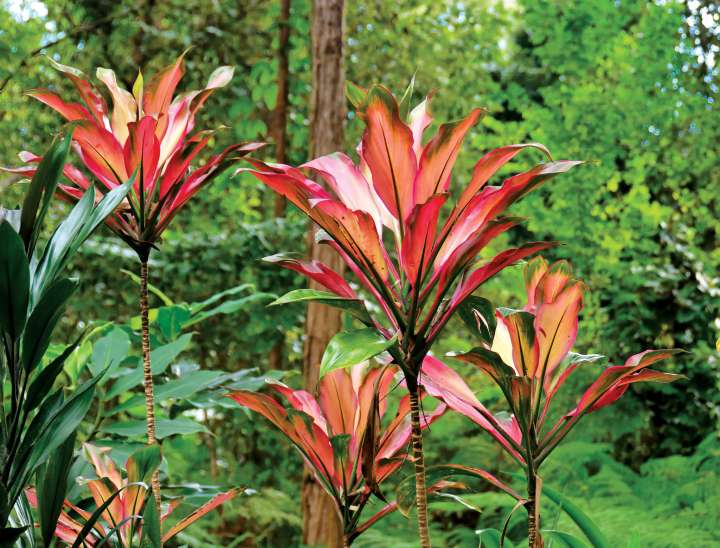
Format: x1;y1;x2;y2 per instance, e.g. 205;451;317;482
272;0;291;217
268;0;291;371
301;1;346;547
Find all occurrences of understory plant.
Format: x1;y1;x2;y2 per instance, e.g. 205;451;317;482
245;83;581;545
10;53;261;519
228;363;446;546
26;444;239;547
421;257;683;546
0;136;131;544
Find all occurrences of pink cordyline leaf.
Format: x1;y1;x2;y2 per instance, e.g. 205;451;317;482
244;85;582;373
25;444;237;547
425;256;683;466
228;362;445;530
4;55;263;255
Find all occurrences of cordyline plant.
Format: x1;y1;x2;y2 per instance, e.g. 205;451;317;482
0;136;131;544
8;53;261;520
26;444;239;547
421;257;683;546
244;83;581;545
228;363;446;546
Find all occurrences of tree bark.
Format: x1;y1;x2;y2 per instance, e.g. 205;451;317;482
527;472;542;548
301;1;346;547
272;0;291;217
268;0;291;371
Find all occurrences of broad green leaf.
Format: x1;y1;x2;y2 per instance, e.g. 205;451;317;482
188;283;253;314
101;418;208;439
20;133;72;257
544;486;609;548
36;432;76;548
544;530;589;548
0;220;30;342
184;292;275;328
154;370;227;401
319;329;397;377
477;528;508;548
140;490;161;548
89;328;131;378
271;289;373;325
21;277;77;374
127;445;162;484
155;305;191;340
105;334;193;399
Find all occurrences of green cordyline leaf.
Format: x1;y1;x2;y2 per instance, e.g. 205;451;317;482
21;277;78;375
543;530;589;548
270;288;373;325
477;528;511;548
20;133;72;258
11;372;103;502
140;490;161;548
0;220;30;343
543;486;609;548
31;176;134;305
36;432;76;548
319;328;397;378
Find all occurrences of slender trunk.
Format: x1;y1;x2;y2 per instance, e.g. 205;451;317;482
301;1;346;545
139;258;162;525
343;533;351;547
409;385;431;548
527;472;542;548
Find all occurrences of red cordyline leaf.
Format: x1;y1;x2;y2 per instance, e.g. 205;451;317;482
243;84;582;369
3;55;263;255
423;256;683;464
26;444;238;547
228;363;445;517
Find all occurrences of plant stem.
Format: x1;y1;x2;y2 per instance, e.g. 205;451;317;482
343;533;351;548
527;471;541;548
139;257;162;527
408;383;431;548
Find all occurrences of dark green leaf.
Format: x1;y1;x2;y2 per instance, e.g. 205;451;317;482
0;220;30;342
140;491;161;548
320;329;397;378
101;418;208;439
24;333;84;413
543;530;589;548
13;374;101;500
21;277;77;374
20;133;72;257
544;486;609;548
36;431;76;548
89;327;131;378
126;445;162;484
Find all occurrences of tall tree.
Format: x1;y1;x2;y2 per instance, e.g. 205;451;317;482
300;1;346;546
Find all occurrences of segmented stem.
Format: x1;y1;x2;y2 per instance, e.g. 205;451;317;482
409;386;431;548
140;258;162;530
